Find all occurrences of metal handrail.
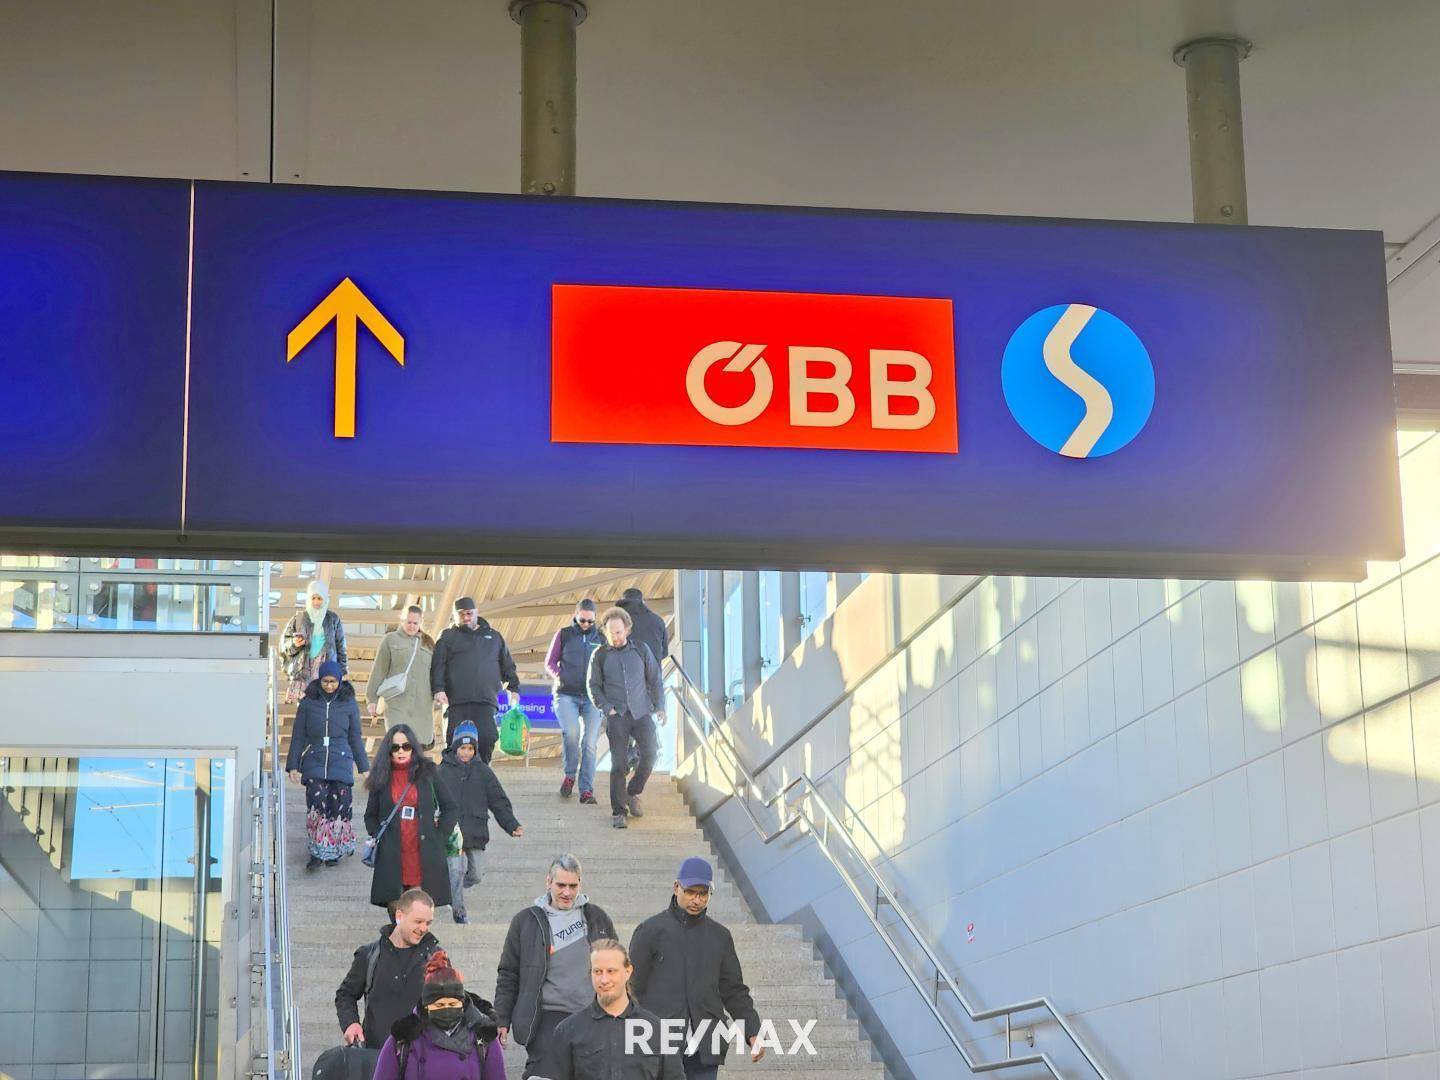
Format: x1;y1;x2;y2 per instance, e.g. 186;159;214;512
665;659;1113;1080
268;648;303;1078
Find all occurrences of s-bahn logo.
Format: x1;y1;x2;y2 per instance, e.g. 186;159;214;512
550;284;957;453
1001;303;1155;458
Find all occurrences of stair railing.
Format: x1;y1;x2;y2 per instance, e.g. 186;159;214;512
665;659;1113;1080
259;643;302;1079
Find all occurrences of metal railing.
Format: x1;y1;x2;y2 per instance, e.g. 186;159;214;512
257;641;302;1079
665;659;1113;1080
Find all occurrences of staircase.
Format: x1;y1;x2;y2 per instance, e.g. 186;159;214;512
284;761;885;1080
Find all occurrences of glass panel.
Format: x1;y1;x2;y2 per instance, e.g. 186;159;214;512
84;582;255;633
0;753;228;1079
92;558;228;571
722;570;745;715
697;574;709;696
758;570;782;681
799;571;830;639
0;555;72;570
0;577;76;629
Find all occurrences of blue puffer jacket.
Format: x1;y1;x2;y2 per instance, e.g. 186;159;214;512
285;679;369;784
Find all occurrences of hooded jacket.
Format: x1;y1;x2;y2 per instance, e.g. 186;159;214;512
373;992;507;1080
629;897;761;1065
335;925;442;1050
616;594;669;667
493;894;618;1044
437;748;521;852
431;617;520;706
286;678;369;784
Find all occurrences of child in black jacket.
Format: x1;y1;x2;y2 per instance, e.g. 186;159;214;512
439;720;523;923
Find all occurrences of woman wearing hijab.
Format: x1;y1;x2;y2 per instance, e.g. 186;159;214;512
286;659;369;869
281;579;349;703
372;950;506;1080
364;723;459;912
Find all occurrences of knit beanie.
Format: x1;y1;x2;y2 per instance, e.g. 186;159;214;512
451;720;480;750
421;950;465;1005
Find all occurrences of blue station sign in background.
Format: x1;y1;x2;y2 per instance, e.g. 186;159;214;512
0;171;1403;578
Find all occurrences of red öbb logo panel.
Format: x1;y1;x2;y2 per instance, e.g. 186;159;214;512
551;284;957;453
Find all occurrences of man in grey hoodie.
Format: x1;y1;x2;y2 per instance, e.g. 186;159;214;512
493;854;618;1078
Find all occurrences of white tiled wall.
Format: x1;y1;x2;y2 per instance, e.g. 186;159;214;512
704;431;1440;1079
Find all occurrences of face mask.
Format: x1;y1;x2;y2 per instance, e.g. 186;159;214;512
427;1006;463;1029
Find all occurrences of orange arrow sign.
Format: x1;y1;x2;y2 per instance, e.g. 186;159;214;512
286;278;405;438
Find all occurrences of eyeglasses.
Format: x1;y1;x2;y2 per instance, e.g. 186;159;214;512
576;619;595;626
390;743;412;754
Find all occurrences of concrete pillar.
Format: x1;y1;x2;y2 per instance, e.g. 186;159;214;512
1173;35;1252;225
741;571;762;698
672;569;705;758
510;0;586;196
780;571;802;658
704;570;726;720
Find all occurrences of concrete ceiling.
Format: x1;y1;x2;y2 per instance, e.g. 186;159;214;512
0;0;1436;364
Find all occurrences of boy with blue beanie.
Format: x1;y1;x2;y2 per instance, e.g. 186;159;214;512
439;719;524;923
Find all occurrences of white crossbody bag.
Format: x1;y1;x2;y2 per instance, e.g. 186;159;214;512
373;635;421;700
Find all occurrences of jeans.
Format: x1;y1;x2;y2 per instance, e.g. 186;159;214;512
605;711;657;815
553;693;603;793
446;848;485;919
445;701;498;762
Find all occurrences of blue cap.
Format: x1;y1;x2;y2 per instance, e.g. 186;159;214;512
677;856;713;889
318;660;344;681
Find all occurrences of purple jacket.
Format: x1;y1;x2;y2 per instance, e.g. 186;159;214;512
372;997;506;1080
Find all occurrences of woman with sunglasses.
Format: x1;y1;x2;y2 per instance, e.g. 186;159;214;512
364;723;460;913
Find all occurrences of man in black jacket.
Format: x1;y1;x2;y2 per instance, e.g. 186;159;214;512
615;588;669;667
335;889;442;1049
629;858;763;1080
545;939;683;1080
587;607;665;829
494;854;619;1077
431;596;521;758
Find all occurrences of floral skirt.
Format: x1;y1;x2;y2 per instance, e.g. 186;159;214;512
303;778;356;861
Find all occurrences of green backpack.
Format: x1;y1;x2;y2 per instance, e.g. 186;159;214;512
497;705;530;757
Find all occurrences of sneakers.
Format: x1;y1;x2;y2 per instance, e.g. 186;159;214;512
560;776;575;799
305;855;323;871
628;794;644;818
323;858;339;869
453;913;468;924
612;813;628;829
579;790;596;805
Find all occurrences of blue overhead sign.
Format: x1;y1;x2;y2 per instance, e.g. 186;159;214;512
0;171;1403;579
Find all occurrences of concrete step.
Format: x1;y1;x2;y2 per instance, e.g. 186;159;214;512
286;922;805;949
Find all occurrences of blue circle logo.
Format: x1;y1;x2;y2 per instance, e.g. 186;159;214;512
1001;304;1155;458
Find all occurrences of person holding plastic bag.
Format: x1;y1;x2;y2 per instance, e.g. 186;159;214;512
431;596;521;761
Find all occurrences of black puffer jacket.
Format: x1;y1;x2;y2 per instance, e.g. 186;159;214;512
629;898;761;1065
437;750;521;852
431;618;520;705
